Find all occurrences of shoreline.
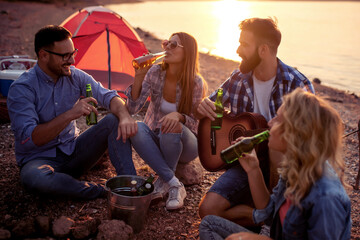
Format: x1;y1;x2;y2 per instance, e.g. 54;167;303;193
1;1;359;98
0;0;359;127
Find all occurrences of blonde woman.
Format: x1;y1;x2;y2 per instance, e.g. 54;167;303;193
125;32;207;210
199;88;351;239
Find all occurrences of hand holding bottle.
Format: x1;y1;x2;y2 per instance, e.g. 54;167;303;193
237;148;260;174
131;53;156;101
70;96;98;120
230;136;260;173
134;53;152;83
196;97;217;120
85;84;98;125
134;64;151;82
220;130;270;164
211;88;224;129
132;51;166;69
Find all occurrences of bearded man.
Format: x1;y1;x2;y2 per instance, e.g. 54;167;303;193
195;17;314;231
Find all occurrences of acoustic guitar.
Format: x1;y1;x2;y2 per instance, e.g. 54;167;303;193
197;111;269;172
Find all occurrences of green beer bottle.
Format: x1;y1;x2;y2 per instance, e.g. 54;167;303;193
211;88;224;129
220;130;270;164
137;174;155;196
86;84;97;125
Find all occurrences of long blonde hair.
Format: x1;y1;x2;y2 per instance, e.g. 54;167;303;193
278;88;345;206
162;32;207;115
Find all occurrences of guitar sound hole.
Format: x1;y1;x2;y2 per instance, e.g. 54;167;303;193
228;124;246;144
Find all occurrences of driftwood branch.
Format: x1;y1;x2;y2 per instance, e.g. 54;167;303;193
354;120;360;190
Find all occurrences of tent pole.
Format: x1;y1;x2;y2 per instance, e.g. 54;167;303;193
106;27;111;89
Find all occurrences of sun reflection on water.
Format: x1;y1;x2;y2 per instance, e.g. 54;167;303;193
209;0;251;60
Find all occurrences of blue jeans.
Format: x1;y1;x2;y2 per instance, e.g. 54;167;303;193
130;122;198;182
20;114;136;199
199;215;252;240
208;158;269;207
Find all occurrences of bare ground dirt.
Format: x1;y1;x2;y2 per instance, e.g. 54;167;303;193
0;1;359;239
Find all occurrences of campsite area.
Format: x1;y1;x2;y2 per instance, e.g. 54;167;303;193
1;0;360;239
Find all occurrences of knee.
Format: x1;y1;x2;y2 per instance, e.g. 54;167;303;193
198;215;222;239
167;122;183;133
131;122;148;140
199;196;216;219
199;215;212;230
136;121;147;132
200;215;217;228
160;124;182;141
20;164;54;192
199;200;213;219
198;193;228;219
101;113;119;128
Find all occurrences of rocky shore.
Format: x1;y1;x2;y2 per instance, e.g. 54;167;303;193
0;1;359;239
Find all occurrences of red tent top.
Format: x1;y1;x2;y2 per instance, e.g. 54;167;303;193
61;6;148;94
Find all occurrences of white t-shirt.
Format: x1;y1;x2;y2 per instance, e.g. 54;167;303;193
160;97;177;114
253;74;276;122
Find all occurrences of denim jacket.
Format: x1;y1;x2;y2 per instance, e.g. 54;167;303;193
253;162;351;240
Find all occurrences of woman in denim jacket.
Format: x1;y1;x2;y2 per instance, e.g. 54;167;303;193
199;88;351;239
126;32;207;210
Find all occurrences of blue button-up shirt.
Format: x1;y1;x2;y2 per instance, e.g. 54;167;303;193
209;58;315;120
7;64;118;167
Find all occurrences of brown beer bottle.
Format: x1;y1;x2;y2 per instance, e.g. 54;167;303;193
132;52;166;69
220;130;270;164
85;84;97;125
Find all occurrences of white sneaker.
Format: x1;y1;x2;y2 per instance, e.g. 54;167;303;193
152;178;169;200
166;182;187;210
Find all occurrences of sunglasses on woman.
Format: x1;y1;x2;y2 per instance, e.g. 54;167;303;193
161;40;184;50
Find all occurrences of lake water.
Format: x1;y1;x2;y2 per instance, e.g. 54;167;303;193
108;1;360;95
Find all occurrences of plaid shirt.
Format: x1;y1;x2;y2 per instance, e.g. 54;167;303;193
125;64;205;134
209;58;315;119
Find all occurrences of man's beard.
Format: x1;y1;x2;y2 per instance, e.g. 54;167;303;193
239;50;261;74
52;64;72;78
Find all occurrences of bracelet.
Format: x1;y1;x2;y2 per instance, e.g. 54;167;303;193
181;113;186;124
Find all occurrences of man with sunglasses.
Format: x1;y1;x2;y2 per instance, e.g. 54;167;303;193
7;25;138;199
196;18;315;231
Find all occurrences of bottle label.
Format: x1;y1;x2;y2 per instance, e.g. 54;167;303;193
211;105;224;129
211;117;222;129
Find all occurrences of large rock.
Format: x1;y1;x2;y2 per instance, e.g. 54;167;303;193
175;157;204;185
35;216;51;236
52;216;74;238
96;219;133;240
72;217;100;239
0;228;11;240
11;218;35;238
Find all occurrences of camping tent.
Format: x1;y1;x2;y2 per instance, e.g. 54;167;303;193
61;6;148;95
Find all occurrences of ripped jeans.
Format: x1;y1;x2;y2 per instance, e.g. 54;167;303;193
130;121;198;182
20;114;136;199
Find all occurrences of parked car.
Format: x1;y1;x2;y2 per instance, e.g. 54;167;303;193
0;55;36;123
